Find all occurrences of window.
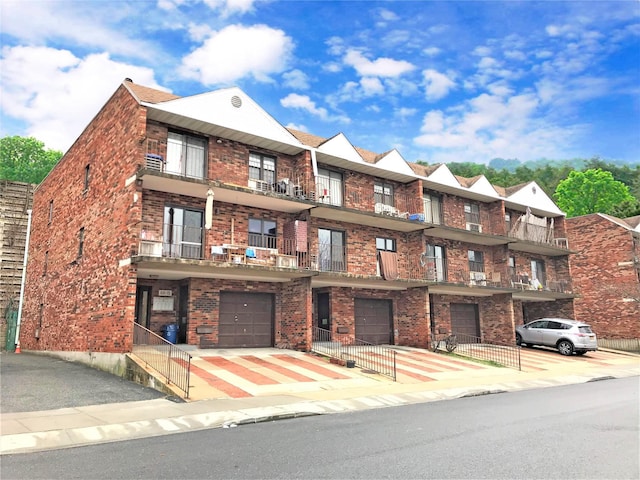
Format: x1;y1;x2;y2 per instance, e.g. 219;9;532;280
374;181;394;206
249;152;276;185
43;251;48;276
376;237;396;276
78;227;85;258
163;206;203;259
531;259;546;288
425;244;446;281
468;250;484;273
505;212;511;234
464;203;480;224
83;164;90;192
316;168;343;206
508;256;516;279
318;228;345;271
48;200;54;224
423;193;442;224
166;132;207;178
249;218;277;249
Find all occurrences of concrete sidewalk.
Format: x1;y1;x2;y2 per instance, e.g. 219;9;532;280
2;348;638;455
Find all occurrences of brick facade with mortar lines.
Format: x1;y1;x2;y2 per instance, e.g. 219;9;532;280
19;80;577;358
566;214;640;339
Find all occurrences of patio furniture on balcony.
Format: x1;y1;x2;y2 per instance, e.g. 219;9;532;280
469;271;487;286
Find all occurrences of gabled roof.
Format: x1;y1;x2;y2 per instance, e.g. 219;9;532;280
374;150;416;176
598;213;640;232
317;133;366;164
625;215;640;229
505;181;563;215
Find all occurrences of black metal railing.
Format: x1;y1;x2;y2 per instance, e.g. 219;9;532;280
432;332;521;370
311;327;397;380
132;322;192;398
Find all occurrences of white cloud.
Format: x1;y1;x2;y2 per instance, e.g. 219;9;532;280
472;46;492;56
0;45;161;152
423;69;455;101
202;0;258;15
423;47;441;57
343;49;415;78
282;69;310;90
280;94;329;120
187;22;214;42
379;8;399;21
179;24;293;84
394;107;418;120
0;1;157;60
360;77;385;96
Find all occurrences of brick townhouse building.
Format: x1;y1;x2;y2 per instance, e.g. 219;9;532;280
19;79;576;358
566;213;640;340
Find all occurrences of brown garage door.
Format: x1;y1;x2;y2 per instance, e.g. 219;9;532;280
219;292;274;347
355;298;393;345
450;303;480;337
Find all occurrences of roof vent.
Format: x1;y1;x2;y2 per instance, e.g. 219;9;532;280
124;78;133;83
231;95;242;108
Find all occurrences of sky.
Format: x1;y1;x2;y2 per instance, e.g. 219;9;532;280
1;0;639;165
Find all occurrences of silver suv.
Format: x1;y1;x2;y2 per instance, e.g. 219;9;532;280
516;318;598;356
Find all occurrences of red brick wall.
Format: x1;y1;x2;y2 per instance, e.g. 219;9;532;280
566;214;640;338
21;84;144;353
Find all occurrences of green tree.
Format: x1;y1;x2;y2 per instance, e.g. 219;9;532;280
554;168;635;218
0;136;62;184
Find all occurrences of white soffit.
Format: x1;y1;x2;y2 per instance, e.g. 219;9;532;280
468;176;500;198
318;133;366;164
375;150;416;176
147;87;303;149
427;164;461;188
507;181;563;215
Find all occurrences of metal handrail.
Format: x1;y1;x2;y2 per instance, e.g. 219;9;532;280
432;331;521;370
132;322;192;398
311;326;397;380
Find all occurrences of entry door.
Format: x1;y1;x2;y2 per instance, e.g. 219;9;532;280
135;286;152;329
317;292;330;331
450;303;480;338
355;298;393;345
178;284;188;344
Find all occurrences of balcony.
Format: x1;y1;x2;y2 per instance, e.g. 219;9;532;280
507;212;571;256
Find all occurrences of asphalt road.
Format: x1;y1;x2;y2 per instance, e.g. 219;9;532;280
2;377;638;480
0;352;165;413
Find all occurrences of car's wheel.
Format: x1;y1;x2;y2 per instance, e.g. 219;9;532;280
557;340;574;356
575;350;587;356
515;333;524;346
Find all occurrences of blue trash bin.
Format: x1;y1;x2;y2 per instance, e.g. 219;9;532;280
162;323;178;344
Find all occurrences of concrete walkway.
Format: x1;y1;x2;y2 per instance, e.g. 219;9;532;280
1;347;638;455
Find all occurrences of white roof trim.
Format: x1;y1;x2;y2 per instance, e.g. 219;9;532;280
598;213;636;231
506;181;563;215
427;164;460;188
317;133;365;164
144;86;303;150
375;150;416;176
467;176;500;198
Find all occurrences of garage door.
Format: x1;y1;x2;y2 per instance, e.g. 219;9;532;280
450;303;480;337
219;292;274;347
355;298;393;345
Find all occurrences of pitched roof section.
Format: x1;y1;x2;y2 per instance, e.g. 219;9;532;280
506;181;563;215
598;213;640;232
374;150;415;176
317;133;365;164
123;79;180;103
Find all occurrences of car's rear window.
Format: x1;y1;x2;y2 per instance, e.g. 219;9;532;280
578;326;593;334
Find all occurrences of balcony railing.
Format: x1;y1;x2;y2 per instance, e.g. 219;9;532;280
144;153;206;180
432;332;521;370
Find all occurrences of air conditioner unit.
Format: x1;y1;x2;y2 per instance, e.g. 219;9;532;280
248;179;270;192
145;154;164;171
139;240;162;256
276;255;298;268
466;222;482;233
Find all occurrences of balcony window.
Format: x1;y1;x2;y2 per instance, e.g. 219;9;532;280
508;255;516;280
376;237;396;276
77;227;85;259
166;132;206;179
464;203;481;225
505;212;512;234
423;194;442;225
426;244;446;281
316;168;343;206
163;206;203;259
249;152;276;188
374;181;394;206
531;259;547;289
318;228;345;271
468;250;484;273
248;218;277;249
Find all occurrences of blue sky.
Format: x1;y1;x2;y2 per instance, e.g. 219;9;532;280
1;0;639;165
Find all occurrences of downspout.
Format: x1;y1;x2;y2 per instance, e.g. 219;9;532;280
15;209;32;349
